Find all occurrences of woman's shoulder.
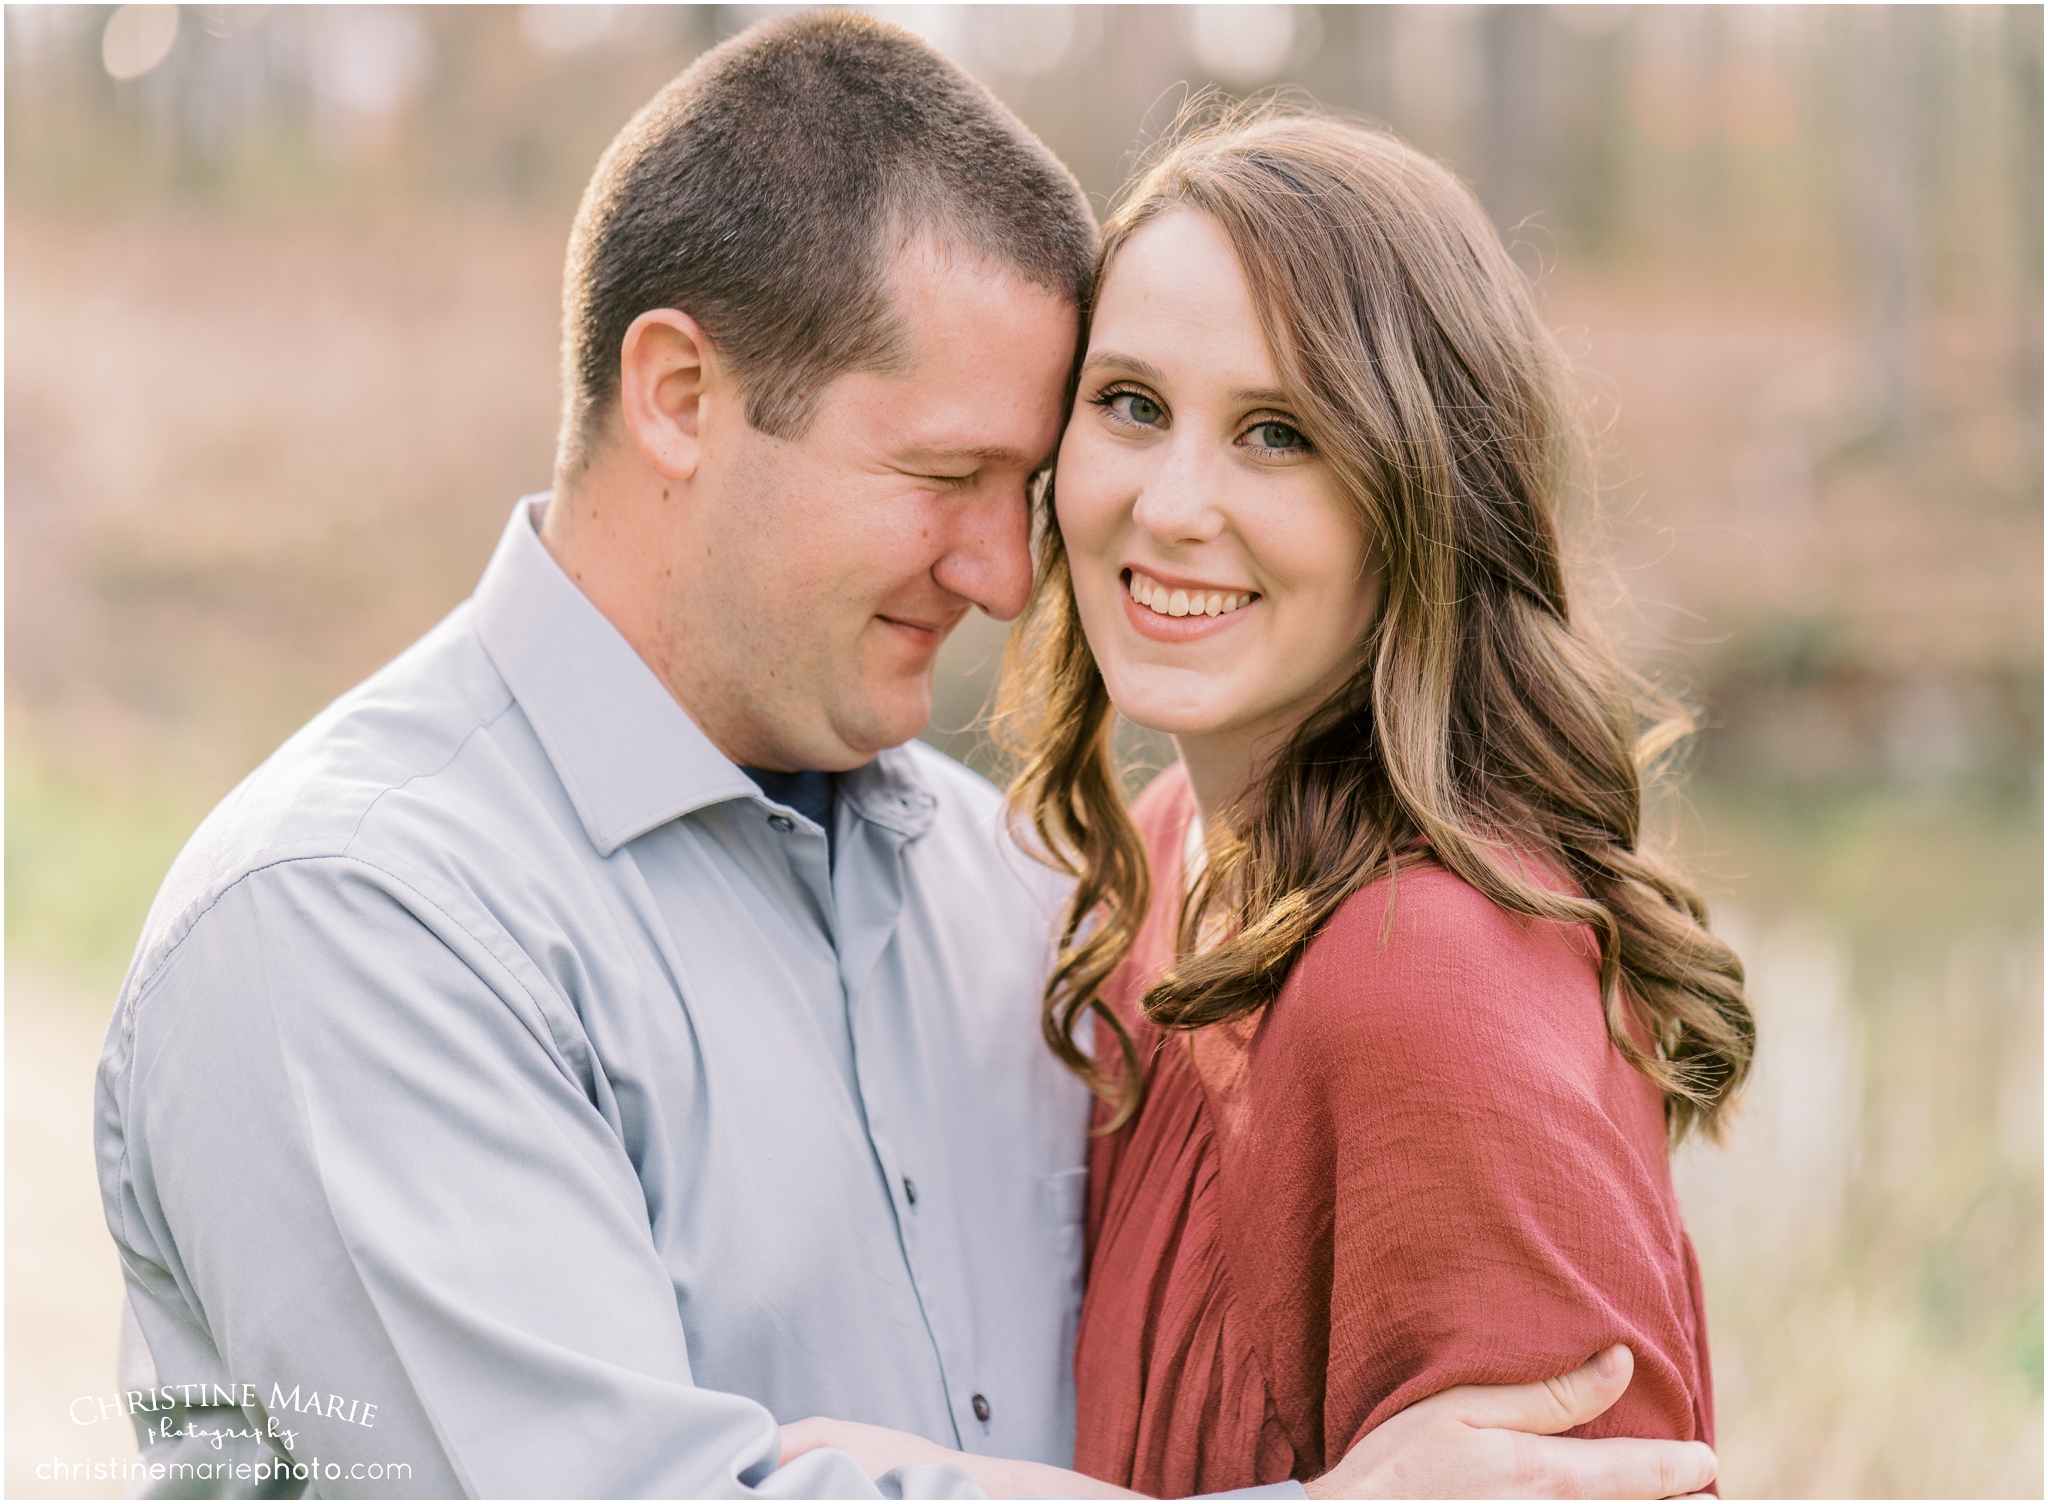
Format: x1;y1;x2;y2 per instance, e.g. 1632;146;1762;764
1270;855;1613;1077
1307;851;1598;968
1244;856;1676;1228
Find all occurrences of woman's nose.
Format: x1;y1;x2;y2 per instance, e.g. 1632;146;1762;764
1130;441;1227;546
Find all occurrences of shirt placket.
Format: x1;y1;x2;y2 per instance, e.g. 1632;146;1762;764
828;786;976;1449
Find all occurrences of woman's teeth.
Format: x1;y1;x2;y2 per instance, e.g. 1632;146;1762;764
1126;571;1254;619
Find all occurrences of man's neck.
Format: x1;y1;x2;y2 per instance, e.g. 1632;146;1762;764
539;466;760;760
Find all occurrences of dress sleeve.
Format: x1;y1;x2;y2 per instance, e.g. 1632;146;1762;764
1221;866;1708;1469
97;854;985;1500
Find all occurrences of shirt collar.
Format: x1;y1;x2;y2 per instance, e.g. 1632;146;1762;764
473;495;759;856
472;495;935;855
840;750;937;841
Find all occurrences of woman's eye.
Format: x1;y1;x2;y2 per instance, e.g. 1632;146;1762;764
1107;391;1165;426
1245;420;1308;452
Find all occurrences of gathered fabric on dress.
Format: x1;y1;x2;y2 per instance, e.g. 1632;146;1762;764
1072;764;1714;1497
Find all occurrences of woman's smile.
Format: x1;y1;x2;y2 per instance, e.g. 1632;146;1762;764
1124;568;1257;618
1119;567;1260;641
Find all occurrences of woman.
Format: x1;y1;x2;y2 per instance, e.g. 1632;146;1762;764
791;110;1752;1498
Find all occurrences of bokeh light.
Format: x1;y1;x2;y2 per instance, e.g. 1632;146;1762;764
99;3;178;80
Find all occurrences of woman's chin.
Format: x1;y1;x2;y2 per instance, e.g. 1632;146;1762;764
1099;687;1234;742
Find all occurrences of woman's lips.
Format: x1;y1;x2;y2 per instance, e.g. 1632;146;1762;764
1119;569;1258;642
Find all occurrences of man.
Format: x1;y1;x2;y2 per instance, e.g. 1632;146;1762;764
97;13;1717;1499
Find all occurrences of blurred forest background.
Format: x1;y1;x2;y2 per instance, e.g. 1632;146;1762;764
5;5;2041;1497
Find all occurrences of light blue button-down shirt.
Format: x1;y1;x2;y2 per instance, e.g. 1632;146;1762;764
95;497;1097;1498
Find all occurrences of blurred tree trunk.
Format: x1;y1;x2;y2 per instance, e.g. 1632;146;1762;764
1856;5;1926;447
2009;5;2043;422
1347;3;1396;127
1553;14;1630;261
1478;4;1546;236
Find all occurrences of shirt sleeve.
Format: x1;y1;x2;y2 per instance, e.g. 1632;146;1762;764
1221;866;1709;1471
96;854;987;1500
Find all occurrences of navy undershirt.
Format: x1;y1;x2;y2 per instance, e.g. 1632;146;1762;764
742;766;838;870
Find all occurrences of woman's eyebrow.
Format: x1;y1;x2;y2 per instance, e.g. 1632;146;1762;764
1084;351;1292;409
1079;351;1167;384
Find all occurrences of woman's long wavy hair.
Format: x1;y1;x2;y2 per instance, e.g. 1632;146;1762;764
1000;110;1753;1141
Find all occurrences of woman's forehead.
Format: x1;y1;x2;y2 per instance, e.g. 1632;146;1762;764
1089;212;1279;388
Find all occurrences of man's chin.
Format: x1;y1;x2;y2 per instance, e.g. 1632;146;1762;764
823;684;934;767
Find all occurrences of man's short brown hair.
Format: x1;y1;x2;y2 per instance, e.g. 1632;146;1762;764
558;10;1097;471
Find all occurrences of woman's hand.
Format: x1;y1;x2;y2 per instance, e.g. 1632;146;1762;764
779;1417;1144;1499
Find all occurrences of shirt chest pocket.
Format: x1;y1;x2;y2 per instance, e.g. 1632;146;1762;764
1039;1167;1089;1326
1038;1165;1088;1226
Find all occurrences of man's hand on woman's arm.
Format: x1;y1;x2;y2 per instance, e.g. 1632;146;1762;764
1307;1346;1718;1500
786;1346;1714;1500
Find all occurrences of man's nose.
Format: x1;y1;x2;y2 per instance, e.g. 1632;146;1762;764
932;480;1034;622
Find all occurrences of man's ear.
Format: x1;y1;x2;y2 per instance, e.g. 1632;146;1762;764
618;309;719;481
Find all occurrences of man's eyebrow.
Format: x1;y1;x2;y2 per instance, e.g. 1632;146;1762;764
898;444;1043;469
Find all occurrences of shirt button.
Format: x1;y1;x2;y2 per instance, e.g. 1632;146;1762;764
902;1177;917;1206
767;814;795;832
971;1394;991;1423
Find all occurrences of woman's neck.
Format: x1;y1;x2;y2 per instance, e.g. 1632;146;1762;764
1174;727;1262;827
